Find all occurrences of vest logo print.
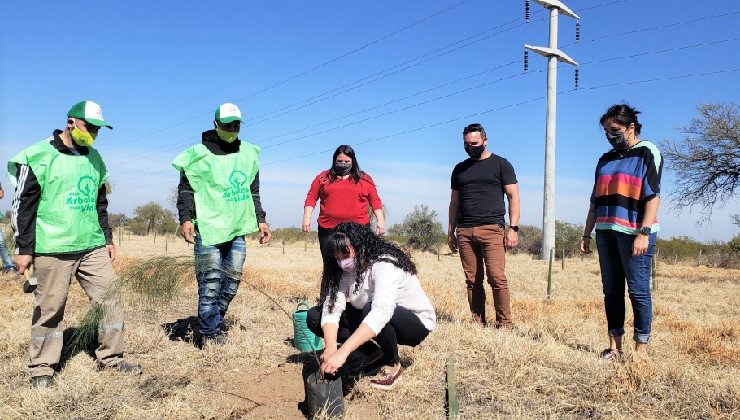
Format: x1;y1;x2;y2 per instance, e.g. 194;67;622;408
223;170;249;202
66;175;97;212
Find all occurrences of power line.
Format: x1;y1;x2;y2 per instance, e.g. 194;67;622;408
242;3;739;130
260;68;740;166
105;14;543;166
240;17;533;126
238;0;629;126
104;0;472;152
232;0;473;104
114;66;739;191
561;10;740;48
109;35;738;176
106;60;521;170
105;0;628;159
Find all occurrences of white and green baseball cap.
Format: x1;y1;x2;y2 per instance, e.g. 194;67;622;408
215;103;242;123
67;100;113;129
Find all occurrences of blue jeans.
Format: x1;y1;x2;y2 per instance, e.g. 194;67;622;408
0;226;14;270
194;235;247;336
595;230;656;344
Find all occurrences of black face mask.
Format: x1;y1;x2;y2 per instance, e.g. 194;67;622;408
606;131;628;149
465;144;485;159
334;163;352;175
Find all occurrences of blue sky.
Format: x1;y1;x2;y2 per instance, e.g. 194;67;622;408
1;0;738;240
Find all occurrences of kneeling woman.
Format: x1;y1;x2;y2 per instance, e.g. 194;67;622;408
306;222;436;390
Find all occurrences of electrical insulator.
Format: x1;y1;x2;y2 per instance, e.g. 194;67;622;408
576;21;581;42
524;50;529;72
525;0;530;22
574;68;579;90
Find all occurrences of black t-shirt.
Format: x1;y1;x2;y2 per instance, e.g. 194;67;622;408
451;153;517;227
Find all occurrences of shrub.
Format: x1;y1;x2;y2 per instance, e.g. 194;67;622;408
391;204;445;253
657;236;740;269
513;225;542;256
555;220;586;258
128;218;150;236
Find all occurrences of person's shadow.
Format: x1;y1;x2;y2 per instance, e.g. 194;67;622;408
56;327;97;372
161;316;200;347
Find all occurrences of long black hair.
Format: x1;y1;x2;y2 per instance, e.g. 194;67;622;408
599;103;643;135
322;222;417;312
328;145;363;183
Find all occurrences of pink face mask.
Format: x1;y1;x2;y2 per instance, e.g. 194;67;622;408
338;258;356;271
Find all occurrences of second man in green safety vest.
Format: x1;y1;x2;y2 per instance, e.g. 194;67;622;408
8;100;142;389
173;103;271;346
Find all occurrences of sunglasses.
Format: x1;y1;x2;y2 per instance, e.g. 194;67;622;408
82;121;100;132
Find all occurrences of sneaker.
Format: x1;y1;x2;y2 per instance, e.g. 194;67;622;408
30;375;54;389
369;365;404;391
100;361;143;375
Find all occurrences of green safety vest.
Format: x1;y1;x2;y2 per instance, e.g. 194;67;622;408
172;142;260;246
7;138;108;253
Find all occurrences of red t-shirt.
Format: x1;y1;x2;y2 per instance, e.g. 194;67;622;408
304;170;383;229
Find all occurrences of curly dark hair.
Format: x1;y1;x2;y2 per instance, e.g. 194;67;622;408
322;222;417;312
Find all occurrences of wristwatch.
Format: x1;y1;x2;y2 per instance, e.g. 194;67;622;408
638;226;651;236
509;225;519;232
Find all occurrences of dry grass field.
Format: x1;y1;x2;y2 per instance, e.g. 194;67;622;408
0;232;738;419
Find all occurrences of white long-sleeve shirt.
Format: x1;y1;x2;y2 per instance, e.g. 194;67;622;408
321;259;437;335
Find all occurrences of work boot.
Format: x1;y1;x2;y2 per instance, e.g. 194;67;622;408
30;375;53;389
99;361;143;375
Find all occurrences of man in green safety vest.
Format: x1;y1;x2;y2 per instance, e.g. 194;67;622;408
173;102;272;346
7;101;142;389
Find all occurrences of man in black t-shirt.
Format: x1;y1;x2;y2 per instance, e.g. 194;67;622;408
448;123;520;328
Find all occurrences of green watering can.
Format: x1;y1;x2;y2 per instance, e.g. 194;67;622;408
292;302;324;352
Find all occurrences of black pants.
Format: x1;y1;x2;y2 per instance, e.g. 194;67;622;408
306;303;430;366
317;226;336;304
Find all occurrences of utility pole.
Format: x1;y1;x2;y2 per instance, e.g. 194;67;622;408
524;0;579;260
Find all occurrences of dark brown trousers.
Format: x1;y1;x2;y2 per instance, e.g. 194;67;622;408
456;224;511;327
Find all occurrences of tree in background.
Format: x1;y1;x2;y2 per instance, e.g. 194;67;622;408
129;201;177;241
555;220;586;258
388;204;445;252
108;213;129;228
156;210;179;236
662;102;739;218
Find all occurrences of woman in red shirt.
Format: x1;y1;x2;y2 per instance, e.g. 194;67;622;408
303;145;385;302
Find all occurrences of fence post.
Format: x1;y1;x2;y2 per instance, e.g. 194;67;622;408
547;248;554;299
165;235;168;254
561;248;565;271
446;357;459;420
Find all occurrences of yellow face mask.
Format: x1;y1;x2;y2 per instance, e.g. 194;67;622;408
70;126;97;147
216;127;239;143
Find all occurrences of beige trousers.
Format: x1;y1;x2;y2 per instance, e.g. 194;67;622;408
29;247;124;377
